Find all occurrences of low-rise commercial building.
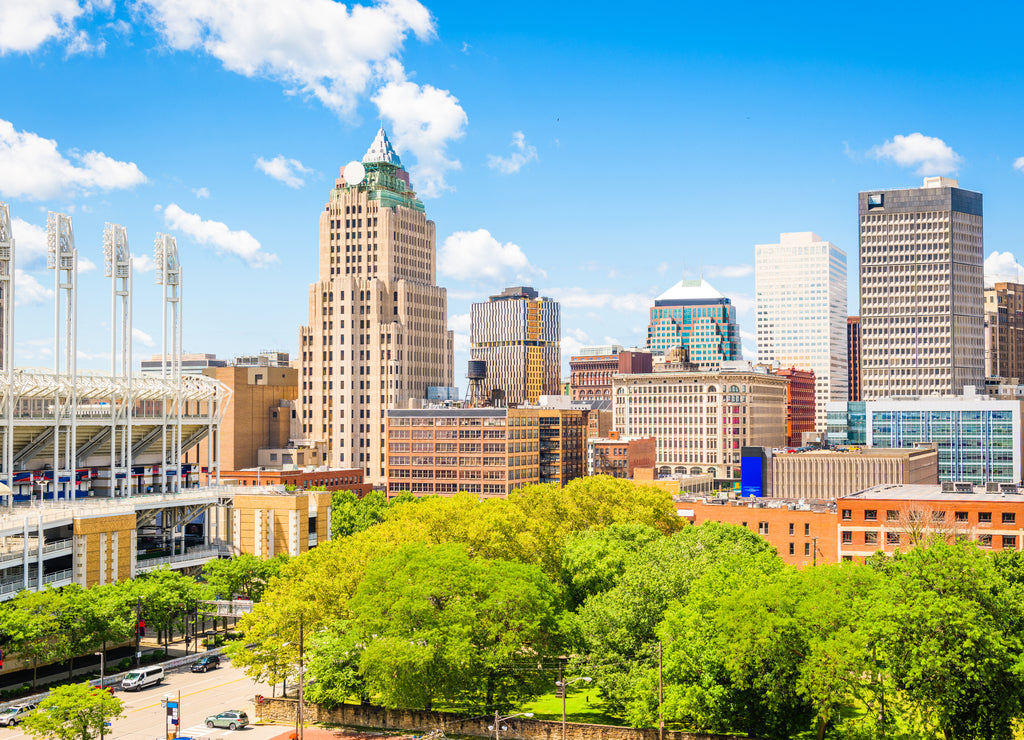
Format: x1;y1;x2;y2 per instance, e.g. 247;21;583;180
588;433;656;478
837;484;1024;560
740;445;939;500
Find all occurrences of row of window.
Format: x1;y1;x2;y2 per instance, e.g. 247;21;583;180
841;508;1016;525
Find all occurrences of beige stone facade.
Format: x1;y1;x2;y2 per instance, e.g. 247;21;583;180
299;129;454;485
859;177;984;399
763;446;939;500
985;282;1024;380
613;368;788;481
73;513;135;586
230;491;331;558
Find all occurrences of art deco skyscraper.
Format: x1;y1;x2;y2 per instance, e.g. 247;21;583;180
859;177;983;399
470;286;560;405
755;232;848;431
299;128;454;484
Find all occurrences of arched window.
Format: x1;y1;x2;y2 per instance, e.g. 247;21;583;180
690;466;702;475
674;466;686;475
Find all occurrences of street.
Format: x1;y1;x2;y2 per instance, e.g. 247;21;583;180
0;659;292;740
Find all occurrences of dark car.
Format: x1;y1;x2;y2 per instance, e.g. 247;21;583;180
190;655;221;672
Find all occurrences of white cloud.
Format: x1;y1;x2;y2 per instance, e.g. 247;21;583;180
138;0;465;199
0;118;147;200
132;327;155;347
192;186;210;199
373;76;467;197
439;229;543;282
256;155;313;189
0;0;84;54
870;133;961;175
10;217;48;267
448;313;471;334
1014;157;1024;173
133;254;156;272
549;287;655;313
985;251;1024;287
729;292;755;316
77;255;97;273
705;263;753;279
655;262;670;275
64;28;104;56
139;0;433;117
487;131;537;175
162;203;277;267
15;269;54;305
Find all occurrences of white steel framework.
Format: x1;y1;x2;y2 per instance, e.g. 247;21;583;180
47;213;78;500
0;203;13;507
155;234;182;494
104;223;133;497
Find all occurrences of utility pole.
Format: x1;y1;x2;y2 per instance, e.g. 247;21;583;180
297;615;305;740
658;641;664;740
812;536;818;566
559;662;565;740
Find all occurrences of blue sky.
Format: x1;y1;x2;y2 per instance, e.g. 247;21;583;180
1;0;1024;387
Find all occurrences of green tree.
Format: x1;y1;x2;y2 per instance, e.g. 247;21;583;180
560;523;663;609
573;521;779;716
127;568;208;651
330;489;391;539
873;539;1024;740
0;587;67;688
346;542;563;712
21;682;123;740
202;553;286;601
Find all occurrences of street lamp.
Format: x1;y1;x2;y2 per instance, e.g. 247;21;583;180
488;711;534;740
555;676;591;740
95;651;106;740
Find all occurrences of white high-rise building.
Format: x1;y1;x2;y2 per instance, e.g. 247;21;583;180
755;232;848;431
859;177;984;399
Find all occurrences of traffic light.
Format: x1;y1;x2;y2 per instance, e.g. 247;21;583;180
137;618;146;638
0;647;4;669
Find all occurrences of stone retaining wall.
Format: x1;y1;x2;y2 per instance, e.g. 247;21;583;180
258;699;758;740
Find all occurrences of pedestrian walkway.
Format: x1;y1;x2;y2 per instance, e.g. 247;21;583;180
177;722;244;738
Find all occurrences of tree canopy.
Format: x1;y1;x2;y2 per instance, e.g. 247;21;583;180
21;682;123;740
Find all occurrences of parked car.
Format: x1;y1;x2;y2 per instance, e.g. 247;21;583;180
205;710;249;730
0;703;36;727
191;655;221;672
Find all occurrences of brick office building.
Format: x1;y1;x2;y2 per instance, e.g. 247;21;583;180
570;346;652;402
588;432;656;478
772;367;816;446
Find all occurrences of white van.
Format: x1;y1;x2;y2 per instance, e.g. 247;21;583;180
121;666;164;691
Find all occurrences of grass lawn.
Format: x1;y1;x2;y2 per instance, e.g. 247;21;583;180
519;688;625;726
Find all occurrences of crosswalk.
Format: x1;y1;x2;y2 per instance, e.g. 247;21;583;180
176;724;240;738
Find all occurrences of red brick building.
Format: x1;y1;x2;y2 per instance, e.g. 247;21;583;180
588;432;656;478
837;485;1024;560
222;468;370;495
569;347;652;401
676;498;836;567
847;316;861;402
772;367;816;446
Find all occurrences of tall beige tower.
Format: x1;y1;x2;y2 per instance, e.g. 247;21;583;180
299;128;454;484
859;177;984;399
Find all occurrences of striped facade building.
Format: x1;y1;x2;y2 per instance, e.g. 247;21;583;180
470;286;560;405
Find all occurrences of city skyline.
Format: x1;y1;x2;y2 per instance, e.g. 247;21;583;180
3;1;1024;384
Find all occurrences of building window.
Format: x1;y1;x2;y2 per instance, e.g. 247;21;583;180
788;543;795;555
979;512;992;523
1002;535;1017;550
886;509;899;522
841;531;852;544
864;509;877;521
1003;512;1016;525
978;534;993;548
804;542;811;556
864;531;878;545
842;555;853;562
842;509;852;521
804;523;810;536
789;523;795;536
932;510;946;523
886;532;900;546
954;511;969;522
758;522;769;535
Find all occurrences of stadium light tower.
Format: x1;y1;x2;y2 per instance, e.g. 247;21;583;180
155;234;182;494
104;224;133;497
0;203;13;508
47;212;78;500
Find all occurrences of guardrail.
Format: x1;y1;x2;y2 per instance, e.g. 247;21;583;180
0;647;227;711
0;569;73;597
135;545;232;572
0;538;73;566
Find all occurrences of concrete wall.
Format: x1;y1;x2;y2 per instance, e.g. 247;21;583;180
258;700;759;740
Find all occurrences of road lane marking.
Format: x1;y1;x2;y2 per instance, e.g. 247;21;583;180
130;675;248;714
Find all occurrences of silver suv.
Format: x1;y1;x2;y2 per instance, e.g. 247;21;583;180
0;703;36;727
